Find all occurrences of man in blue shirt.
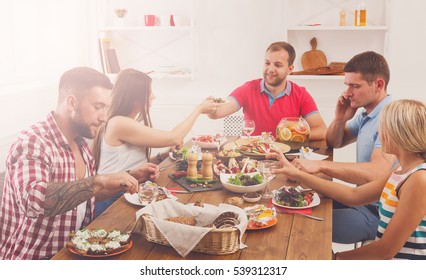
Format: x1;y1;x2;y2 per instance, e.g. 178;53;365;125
292;51;396;244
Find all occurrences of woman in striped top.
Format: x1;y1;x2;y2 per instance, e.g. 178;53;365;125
268;99;426;259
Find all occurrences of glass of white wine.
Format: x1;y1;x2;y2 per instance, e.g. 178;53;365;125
258;160;277;200
242;120;255;138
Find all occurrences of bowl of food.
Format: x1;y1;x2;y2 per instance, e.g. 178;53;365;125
220;172;266;193
192;134;226;149
242;192;261;203
215;149;243;165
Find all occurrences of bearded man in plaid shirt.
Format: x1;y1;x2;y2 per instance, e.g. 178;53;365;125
0;67;159;259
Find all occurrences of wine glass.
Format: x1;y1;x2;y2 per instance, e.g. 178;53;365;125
258;160;276;200
242;120;255;138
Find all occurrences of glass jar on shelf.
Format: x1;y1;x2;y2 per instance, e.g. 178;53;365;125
276;117;310;150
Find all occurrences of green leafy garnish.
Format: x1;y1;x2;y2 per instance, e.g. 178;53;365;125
227;173;263;186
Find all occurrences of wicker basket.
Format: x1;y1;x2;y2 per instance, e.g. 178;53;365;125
141;214;241;255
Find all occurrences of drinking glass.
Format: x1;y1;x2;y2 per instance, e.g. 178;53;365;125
258;160;277;200
242;120;255;138
138;185;158;205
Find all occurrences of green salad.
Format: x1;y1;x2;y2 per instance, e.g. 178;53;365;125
227;173;263;186
173;147;189;160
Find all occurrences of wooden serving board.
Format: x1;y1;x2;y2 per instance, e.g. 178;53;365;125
301;37;327;70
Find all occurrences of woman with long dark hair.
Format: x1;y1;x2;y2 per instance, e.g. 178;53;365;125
92;69;220;216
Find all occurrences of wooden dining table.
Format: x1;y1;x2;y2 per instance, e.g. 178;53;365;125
52;138;333;260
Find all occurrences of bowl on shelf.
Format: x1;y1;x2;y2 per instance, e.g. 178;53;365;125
220;172;266;194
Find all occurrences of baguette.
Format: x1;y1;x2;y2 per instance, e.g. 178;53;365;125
164;216;197;226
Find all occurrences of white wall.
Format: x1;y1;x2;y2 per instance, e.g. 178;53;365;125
1;0;426;172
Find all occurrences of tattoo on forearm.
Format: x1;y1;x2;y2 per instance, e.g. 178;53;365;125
44;177;95;217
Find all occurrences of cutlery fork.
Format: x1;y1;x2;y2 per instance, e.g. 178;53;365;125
273;206;324;221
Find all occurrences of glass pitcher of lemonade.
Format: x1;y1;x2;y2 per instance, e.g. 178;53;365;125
276;117;310;150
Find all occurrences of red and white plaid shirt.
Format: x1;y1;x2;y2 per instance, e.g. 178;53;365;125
0;112;96;259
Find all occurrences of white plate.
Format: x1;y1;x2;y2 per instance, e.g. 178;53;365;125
272;192;320;209
285;152;329;161
124;189;177;207
124;193;146;207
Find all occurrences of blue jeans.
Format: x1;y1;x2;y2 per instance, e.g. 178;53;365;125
332;201;379;244
95;191;125;218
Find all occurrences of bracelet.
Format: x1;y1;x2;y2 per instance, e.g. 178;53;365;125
157;152;164;162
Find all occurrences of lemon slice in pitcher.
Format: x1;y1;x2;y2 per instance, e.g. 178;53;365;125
278;127;292;141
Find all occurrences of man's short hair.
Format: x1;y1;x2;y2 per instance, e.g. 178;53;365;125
58;67;113;100
344;51;390;89
266;41;296;66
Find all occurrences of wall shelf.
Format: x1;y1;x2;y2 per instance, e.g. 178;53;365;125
98;26;192;31
96;0;197;80
287;25;388;31
289;75;344;80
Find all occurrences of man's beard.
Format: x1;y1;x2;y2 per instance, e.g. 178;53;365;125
73;121;97;139
72;111;98;139
264;73;285;87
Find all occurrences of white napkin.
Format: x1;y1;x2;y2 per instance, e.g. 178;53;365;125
286;147;329;161
135;200;248;257
285;152;328;160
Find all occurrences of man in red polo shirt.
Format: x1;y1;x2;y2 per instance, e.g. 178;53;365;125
208;41;326;140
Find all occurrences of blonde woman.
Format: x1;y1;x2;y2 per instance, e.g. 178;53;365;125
268;99;426;259
91;69;220;216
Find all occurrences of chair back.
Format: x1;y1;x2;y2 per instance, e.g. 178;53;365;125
223;115;244;136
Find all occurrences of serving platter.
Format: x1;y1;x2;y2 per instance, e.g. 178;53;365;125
67;241;132;258
168;174;223;193
223;138;290;158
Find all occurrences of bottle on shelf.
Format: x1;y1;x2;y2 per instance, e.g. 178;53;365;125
354;0;367;26
339;10;346;26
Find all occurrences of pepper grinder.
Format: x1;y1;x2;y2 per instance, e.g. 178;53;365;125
201;152;213;180
186;152;198;179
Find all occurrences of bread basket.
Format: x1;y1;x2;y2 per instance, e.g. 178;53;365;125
141;214;240;255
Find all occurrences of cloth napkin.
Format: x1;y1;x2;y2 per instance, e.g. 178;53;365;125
285;152;328;160
135;200;248;257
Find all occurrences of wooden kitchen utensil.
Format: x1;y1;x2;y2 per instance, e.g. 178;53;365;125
301;37;327;70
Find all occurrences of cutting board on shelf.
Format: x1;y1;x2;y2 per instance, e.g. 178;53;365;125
301;37;327;70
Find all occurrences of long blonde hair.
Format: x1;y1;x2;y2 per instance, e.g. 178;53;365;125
379;99;426;160
92;69;153;170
